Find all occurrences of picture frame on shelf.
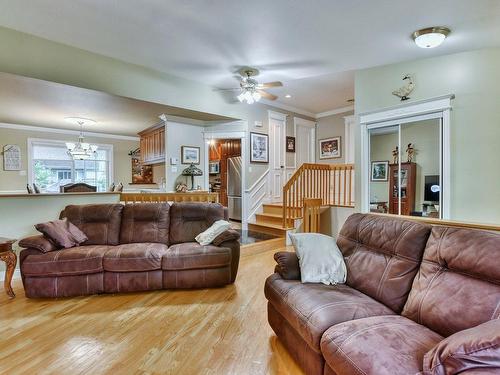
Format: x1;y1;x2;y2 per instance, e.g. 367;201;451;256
181;146;200;165
250;132;269;163
371;160;389;181
319;136;341;159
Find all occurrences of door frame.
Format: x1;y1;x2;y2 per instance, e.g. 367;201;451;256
359;94;453;219
202;128;247;225
268;110;287;202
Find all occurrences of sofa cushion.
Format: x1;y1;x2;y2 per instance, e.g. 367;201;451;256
264;273;395;351
321;315;443;375
103;243;169;272
35;218;88;248
21;245;107;277
337;213;432;313
119;203;170;245
169;202;225;244
162;242;231;270
61;204;123;245
402;226;500;337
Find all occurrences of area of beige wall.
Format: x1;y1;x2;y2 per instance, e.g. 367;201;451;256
355;48;500;224
0;126;165;192
315;111;353;164
369;120;440;211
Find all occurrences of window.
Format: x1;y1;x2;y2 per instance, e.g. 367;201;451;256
29;139;113;192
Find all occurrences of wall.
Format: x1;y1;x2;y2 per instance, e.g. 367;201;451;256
355;48;500;224
165;121;205;191
315;111;353;164
369;119;440;211
0;126;165;192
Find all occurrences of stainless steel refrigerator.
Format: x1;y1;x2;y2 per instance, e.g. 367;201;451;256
227;156;242;221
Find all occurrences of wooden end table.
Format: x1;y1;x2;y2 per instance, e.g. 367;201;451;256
0;237;17;298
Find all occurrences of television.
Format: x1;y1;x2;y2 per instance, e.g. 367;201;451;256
424;175;440;202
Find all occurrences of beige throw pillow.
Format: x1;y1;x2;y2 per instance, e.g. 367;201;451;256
195;220;232;246
289;232;347;285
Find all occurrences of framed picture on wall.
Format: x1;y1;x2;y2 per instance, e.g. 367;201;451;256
319;136;341;159
371;161;389;181
286;136;295;153
250;132;269;163
181;146;200;164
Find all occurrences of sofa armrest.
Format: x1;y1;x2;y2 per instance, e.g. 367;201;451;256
423;319;500;375
18;235;59;253
274;251;301;280
216;239;240;283
212;229;240;246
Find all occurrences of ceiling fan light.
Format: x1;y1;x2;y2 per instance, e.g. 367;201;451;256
412;27;450;48
237;93;245;102
252;92;261;102
65;142;76;151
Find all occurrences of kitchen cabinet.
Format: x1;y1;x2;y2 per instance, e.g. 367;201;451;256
138;123;165;165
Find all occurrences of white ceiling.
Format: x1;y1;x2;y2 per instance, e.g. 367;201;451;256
0;0;499;114
0;73;233;136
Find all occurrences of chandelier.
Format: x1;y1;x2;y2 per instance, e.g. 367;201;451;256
65;117;98;160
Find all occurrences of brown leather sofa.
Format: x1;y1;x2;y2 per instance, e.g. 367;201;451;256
265;213;500;375
19;202;240;298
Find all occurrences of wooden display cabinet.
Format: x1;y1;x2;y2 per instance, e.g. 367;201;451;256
388;162;416;216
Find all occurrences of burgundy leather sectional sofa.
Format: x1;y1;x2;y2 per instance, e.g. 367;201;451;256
265;213;500;375
19;202;240;298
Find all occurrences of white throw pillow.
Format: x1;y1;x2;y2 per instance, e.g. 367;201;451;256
195;220;232;246
289;232;347;285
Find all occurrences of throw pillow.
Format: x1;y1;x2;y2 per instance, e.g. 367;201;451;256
195;220;231;246
289;232;347;285
18;235;59;253
422;319;500;375
35;218;88;249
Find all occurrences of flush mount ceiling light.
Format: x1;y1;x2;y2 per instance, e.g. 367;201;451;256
65;117;98;160
412;27;450;48
285;94;292;98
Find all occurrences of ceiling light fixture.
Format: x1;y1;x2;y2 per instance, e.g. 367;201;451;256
285;94;292;98
412;27;450;49
64;117;98;160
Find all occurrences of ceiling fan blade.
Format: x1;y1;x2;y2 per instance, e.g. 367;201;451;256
258;90;278;100
257;81;283;88
214;87;241;91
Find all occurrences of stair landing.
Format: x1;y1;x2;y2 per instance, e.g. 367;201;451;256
249;203;301;236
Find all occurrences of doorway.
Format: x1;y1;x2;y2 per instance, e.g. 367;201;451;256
294;117;315;168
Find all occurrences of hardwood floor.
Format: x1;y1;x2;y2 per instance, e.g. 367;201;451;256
0;248;303;375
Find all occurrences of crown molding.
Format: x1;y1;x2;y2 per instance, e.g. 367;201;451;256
259;99;316;119
315;105;354;119
0;122;140;141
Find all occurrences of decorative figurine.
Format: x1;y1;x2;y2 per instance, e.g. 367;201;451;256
392;146;399;164
406;143;415;162
175;183;188;192
392;74;415;101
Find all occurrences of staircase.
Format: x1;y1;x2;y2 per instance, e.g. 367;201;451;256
248;163;355;236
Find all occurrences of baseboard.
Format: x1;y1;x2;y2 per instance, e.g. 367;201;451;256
0;269;21;280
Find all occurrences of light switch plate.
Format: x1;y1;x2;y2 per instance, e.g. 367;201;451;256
170;157;178;165
171;166;178;173
19;170;27;176
254;121;263;128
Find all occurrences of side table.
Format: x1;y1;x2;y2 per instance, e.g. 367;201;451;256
0;237;17;298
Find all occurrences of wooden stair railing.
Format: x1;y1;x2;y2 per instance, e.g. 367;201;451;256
282;163;355;227
120;192;219;204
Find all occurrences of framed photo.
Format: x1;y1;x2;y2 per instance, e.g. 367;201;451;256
250;132;269;163
286;136;295;153
131;156;154;184
371;161;389;181
181;146;200;164
319;136;341;159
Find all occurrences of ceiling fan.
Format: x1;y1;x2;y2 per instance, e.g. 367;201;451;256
228;67;283;104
